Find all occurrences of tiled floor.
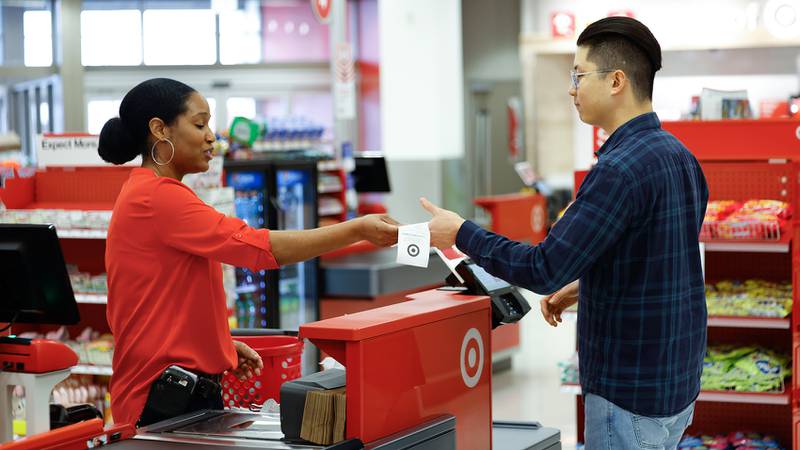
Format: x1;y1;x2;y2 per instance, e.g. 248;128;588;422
491;292;579;449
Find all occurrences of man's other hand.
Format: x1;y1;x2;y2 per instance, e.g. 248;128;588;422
540;280;579;327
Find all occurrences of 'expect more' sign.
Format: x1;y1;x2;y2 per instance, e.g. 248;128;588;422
36;133;141;168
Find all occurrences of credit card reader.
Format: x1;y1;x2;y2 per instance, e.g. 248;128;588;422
443;259;531;329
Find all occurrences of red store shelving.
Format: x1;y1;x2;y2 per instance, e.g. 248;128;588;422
0;166;132;375
567;119;800;448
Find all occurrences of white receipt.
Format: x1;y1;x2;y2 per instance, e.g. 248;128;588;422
396;222;431;268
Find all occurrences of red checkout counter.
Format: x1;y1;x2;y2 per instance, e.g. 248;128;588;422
6;287;559;449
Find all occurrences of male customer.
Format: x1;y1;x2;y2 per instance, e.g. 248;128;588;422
421;17;708;449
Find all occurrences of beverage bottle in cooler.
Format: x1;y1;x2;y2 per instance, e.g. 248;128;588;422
235;295;249;329
246;292;257;328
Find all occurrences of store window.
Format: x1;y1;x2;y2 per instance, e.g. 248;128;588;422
23;10;52;67
81;10;142;66
77;0;349;66
219;3;262;65
143;9;216;65
87;99;121;135
0;2;52;67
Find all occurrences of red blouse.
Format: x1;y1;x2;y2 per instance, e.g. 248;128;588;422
105;168;278;426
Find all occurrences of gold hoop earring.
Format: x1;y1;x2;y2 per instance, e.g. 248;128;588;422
150;139;175;166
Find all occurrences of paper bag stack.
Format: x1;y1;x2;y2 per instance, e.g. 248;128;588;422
299;387;346;445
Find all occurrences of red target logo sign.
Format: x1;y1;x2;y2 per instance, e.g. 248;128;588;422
460;328;484;388
311;0;331;24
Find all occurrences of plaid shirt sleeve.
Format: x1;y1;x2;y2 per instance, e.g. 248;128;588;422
456;162;634;295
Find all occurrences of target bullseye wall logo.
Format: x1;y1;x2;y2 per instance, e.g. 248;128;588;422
460;328;484;388
407;244;420;257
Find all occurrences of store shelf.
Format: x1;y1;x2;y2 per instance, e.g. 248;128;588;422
318;185;343;194
319;205;345;216
57;229;107;239
560;312;789;329
71;365;113;376
696;390;790;405
701;235;790;253
74;293;107;304
707;315;790;329
560;383;789;405
317;160;342;171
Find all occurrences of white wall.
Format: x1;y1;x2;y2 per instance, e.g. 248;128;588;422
462;0;521;82
378;0;464;161
383;160;443;223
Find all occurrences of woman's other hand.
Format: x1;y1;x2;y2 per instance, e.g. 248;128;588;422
359;214;400;247
230;340;264;381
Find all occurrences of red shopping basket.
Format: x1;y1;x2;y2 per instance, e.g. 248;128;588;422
223;330;304;408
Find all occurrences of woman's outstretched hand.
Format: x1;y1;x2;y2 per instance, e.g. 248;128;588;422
359;214;400;247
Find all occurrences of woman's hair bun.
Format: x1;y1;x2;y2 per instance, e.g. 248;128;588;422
98;117;140;165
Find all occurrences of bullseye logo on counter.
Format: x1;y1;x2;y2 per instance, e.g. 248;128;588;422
460;328;484;388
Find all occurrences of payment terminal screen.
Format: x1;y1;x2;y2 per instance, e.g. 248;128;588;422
470;265;511;293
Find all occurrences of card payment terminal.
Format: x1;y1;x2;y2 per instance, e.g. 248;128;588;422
443;259;531;329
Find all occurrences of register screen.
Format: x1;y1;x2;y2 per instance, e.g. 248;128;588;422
470;265;511;293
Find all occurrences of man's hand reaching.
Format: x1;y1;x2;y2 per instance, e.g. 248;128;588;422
420;197;466;249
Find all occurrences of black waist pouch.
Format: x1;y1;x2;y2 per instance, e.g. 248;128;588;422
138;365;221;427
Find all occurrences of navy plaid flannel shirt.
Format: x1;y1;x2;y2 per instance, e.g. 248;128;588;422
456;112;708;416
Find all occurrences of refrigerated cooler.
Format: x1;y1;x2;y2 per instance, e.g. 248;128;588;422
224;159;319;372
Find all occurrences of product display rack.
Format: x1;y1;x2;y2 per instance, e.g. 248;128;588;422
564;120;800;447
317;160;348;224
0;167;132;385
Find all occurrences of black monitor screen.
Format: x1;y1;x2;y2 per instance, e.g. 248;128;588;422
353;156;391;193
0;224;79;325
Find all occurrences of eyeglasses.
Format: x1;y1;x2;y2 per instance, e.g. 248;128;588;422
570;69;615;90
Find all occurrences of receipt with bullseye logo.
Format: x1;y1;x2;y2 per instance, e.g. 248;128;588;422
396;222;430;268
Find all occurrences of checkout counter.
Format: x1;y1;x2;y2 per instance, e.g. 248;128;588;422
4;268;560;450
119;257;559;449
97;284;559;450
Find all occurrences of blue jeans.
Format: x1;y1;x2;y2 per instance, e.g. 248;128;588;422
584;393;694;450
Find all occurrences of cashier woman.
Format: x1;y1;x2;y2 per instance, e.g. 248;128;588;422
98;78;399;427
